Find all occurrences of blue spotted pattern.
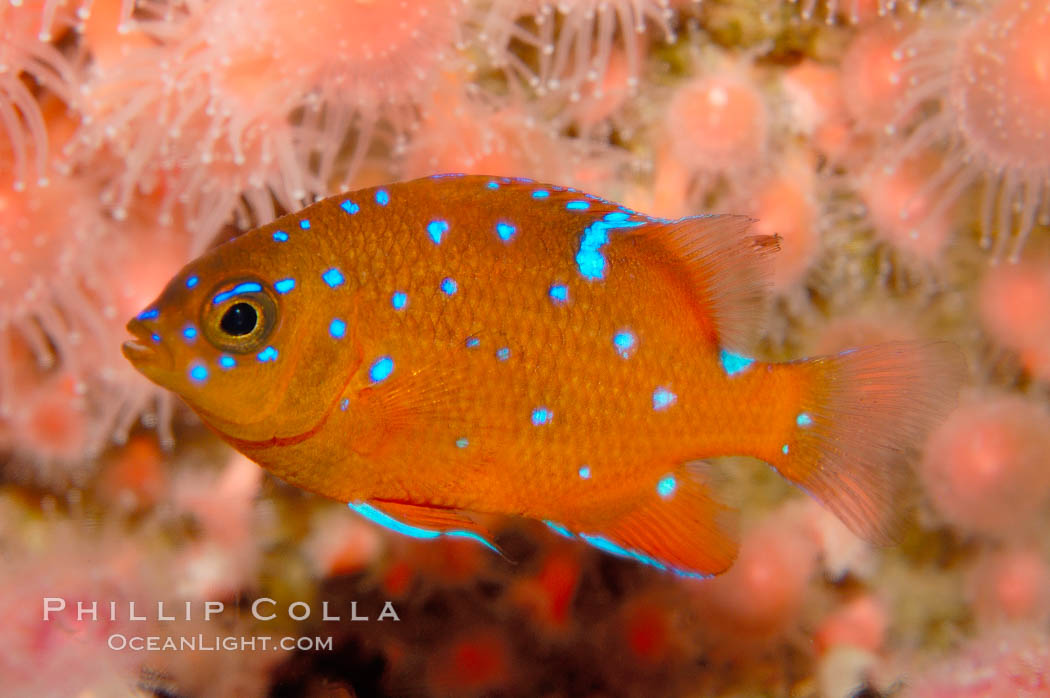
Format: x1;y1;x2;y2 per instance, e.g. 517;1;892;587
796;412;813;427
657;474;677;499
496;347;510;361
137;308;159;320
340;200;360;214
575;213;645;280
496;222;516;242
182;326;197;341
219;355;236;369
549;284;569;304
579;466;591;479
273;231;289;242
329;318;347;338
427;219;449;244
391;291;407;310
613;330;636;359
652;387;677;411
531;407;553;426
274;278;296;294
299;219;311;230
186;276;199;288
322;268;345;288
257;346;278;362
369;356;394;383
375;189;389;206
189;364;208;383
440;277;458;295
213;282;262;305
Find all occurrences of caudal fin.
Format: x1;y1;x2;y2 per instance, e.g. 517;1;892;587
771;342;966;544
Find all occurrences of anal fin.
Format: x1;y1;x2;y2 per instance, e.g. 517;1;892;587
350;499;503;554
549;463;739;578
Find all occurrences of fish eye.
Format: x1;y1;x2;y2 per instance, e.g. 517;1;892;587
202;279;277;353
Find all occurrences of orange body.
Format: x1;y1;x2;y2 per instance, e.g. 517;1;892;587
124;175;962;576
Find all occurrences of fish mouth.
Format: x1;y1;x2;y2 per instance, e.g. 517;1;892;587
122;319;173;373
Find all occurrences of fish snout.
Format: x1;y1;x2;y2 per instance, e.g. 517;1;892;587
123;318;174;372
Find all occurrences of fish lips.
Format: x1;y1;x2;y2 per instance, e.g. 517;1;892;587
122;318;175;375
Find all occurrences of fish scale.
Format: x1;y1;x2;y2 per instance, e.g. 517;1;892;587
123;174;963;577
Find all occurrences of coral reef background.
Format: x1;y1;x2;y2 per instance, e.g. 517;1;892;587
2;0;1050;696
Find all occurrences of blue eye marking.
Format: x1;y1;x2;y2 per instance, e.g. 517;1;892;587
782;444;790;455
322;268;344;288
369;356;394;383
496;347;510;361
189;364;208;383
340;200;360;214
274;278;295;294
796;412;813;427
652;387;677;411
375;189;389;206
137;308;159;320
486;181;499;189
391;291;407;310
719;349;755;376
613;330;636;358
273;231;289;242
455;437;469;449
566;201;589;210
329;318;347;338
348;502;498;553
548;284;569;304
299;219;311;230
427;219;449;244
212;282;262;305
465;336;480;348
151;333;161;343
257;346;279;362
531;189;550;199
440;277;458;295
186;276;199;288
182;326;197;341
579;465;591;479
218;355;236;369
340;398;350;411
544;521;574;539
496;222;516;242
575;213;645;280
657;474;677;499
531;407;553;426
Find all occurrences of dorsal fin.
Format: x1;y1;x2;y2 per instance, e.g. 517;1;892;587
635;216;779;353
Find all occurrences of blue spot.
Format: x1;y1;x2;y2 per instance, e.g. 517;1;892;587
579;466;591;479
549;284;569;304
613;331;636;359
657;474;677;499
150;333;160;343
652;387;677;411
340;398;350;411
322;268;344;288
369;356;394;383
340;200;359;214
218;355;236;369
496;222;516;242
496;347;510;361
440;277;457;295
465;336;480;348
486;181;499;189
544;521;574;539
212;282;263;305
273;231;289;242
455;437;469;449
186;276;198;288
719;349;755;376
299;219;311;230
137;308;158;320
257;346;278;362
182;326;197;341
796;412;813;427
329;318;347;338
391;291;407;310
427;219;449;244
274;278;295;294
566;200;590;210
348;502;498;552
782;444;790;455
531;407;553;426
531;189;549;199
604;211;630;222
375;189;389;206
575;215;645;280
189;364;208;383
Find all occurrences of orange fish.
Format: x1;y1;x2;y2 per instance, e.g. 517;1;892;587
123;175;962;577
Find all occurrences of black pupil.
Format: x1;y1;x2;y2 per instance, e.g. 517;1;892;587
220;303;258;336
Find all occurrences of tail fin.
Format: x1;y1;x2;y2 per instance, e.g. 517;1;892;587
771;342;966;544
